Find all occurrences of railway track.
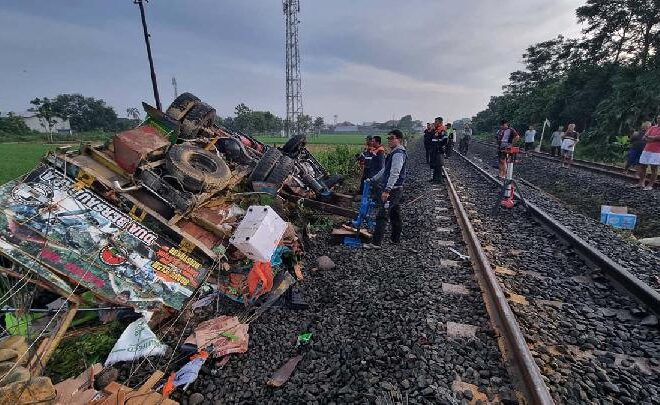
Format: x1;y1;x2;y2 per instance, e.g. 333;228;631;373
468;138;657;185
444;149;660;403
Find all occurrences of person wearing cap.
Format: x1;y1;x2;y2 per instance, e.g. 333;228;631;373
363;129;408;249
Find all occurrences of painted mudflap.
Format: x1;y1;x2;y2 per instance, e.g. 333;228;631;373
0;164;210;311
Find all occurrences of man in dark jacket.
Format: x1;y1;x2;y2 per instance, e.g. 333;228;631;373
363;129;407;249
430;121;448;183
423;123;433;163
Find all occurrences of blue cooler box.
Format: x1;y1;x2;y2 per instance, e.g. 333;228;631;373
600;206;637;230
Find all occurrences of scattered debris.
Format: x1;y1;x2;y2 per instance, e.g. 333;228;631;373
185;315;249;357
104;318;167;366
162;350;209;396
267;355;304;388
600;205;637;230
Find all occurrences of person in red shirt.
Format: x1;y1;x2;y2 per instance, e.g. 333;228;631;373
636;114;660;190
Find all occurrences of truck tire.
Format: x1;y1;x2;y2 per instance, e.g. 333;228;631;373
280;135;306;157
248;148;282;183
180;102;216;139
166;92;200;121
265;155;295;187
166;144;230;192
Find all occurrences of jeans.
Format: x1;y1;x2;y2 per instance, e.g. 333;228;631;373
372;187;403;245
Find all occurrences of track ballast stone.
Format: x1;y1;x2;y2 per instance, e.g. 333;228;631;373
447;154;660;404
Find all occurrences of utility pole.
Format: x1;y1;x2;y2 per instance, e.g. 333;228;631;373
283;0;303;137
171;76;178;98
134;0;161;111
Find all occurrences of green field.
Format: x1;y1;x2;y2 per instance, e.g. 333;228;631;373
0;136;366;185
0;144;56;184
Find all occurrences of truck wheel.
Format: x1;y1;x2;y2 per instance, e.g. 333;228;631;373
280;135;307;157
248;148;282;183
166;144;230;192
180;102;216;139
166;92;200;121
266;155;295;187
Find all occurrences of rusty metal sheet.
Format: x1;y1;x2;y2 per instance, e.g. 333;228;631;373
113;125;170;174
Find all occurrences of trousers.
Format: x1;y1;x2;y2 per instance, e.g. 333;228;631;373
372;187;403;245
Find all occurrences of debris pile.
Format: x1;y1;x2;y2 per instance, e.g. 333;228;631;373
0;92;355;397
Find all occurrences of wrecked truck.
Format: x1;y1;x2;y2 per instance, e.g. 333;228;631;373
0;92;346;372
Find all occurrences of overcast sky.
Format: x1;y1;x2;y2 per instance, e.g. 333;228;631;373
0;0;583;124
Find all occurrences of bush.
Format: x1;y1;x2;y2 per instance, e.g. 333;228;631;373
313;145;361;178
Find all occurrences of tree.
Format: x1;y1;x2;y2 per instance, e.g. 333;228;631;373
397;114;413;132
234;103;252;132
0;112;31;136
49;94;118;132
29;98;58;142
313;116;324;134
126;107;141;120
297;114;313;134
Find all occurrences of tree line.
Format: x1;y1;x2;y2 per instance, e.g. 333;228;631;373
472;0;660;159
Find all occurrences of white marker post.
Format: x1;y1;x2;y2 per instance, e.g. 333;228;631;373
535;118;550;152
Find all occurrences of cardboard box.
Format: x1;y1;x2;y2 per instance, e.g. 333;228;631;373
230;206;288;262
600;205;637;230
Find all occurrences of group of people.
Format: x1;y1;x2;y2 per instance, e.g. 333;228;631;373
626;114;660;190
423;117;456;183
357;130;408;249
350;113;659;251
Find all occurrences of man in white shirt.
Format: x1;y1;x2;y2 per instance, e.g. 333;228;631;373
524;125;536;151
550;126;564;157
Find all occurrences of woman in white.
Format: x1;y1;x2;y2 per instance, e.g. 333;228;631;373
561;123;579;168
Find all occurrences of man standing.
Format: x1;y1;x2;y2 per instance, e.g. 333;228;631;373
496;120;520;178
423;123;433;163
368;135;386;179
446;123;456;157
364;129;407;249
460;123;472;153
524;125;536;151
357;136;374;194
550;126;564;157
430;123;448;183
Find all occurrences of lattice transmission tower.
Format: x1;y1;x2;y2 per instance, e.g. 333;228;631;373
283;0;303;137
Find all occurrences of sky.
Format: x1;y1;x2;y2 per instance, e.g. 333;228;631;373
0;0;584;124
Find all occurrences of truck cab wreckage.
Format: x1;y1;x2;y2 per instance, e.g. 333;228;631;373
0;93;353;402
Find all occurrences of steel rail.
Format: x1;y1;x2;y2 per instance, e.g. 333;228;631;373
454;151;660;314
469;139;658;185
442;167;555;405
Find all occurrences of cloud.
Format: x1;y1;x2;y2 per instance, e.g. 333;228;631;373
0;0;586;122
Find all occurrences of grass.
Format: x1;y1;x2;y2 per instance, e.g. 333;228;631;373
0;143;58;184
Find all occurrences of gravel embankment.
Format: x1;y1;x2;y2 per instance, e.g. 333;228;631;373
447;154;660;404
117;142;515;404
466;141;660;294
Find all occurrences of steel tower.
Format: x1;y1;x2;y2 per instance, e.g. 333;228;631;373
283;0;303;137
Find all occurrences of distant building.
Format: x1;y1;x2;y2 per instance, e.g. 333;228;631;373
17;111;72;134
334;121;358;133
